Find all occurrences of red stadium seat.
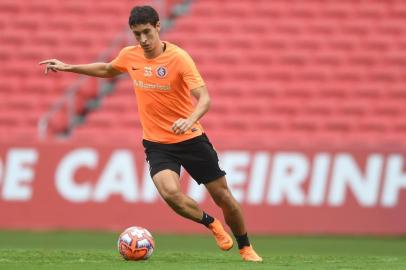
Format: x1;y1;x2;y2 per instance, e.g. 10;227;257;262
1;0;405;148
48;109;70;135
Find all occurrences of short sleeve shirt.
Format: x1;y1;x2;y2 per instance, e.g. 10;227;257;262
111;42;205;143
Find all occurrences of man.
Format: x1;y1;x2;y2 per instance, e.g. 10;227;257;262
40;5;262;262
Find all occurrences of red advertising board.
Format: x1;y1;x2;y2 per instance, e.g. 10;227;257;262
0;141;405;234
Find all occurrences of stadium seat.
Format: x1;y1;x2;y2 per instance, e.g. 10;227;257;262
47;109;69;135
1;0;405;149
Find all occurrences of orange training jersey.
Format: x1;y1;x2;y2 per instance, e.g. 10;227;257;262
111;42;205;143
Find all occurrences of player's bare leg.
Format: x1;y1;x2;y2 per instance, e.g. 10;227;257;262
152;169;233;251
205;177;246;234
205;176;263;262
152;169;203;222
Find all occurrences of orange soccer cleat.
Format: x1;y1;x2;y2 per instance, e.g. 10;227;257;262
208;219;234;251
239;245;263;262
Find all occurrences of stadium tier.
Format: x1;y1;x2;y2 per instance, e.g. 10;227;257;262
1;0;406;148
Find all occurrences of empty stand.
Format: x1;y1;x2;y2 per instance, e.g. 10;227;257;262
0;0;145;141
162;0;406;147
1;0;405;148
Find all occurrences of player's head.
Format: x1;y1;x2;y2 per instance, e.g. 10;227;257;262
129;6;161;52
129;5;160;27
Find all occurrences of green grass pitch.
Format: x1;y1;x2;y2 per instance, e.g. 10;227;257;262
0;230;405;270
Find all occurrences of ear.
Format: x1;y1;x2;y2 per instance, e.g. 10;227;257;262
156;21;161;32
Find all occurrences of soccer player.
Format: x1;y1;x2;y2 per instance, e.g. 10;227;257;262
39;5;262;262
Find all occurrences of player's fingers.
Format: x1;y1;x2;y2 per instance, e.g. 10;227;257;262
174;126;183;135
174;123;184;134
39;59;56;65
44;64;58;74
172;119;183;131
177;122;185;131
174;126;182;134
39;60;51;65
180;127;188;134
171;121;177;130
179;122;189;131
44;65;53;74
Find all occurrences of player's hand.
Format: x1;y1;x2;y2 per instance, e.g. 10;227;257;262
38;59;70;75
172;118;194;135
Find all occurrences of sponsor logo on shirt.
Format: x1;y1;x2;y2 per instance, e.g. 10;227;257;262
156;66;168;78
133;80;171;91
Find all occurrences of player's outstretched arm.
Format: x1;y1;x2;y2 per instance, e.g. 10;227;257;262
39;59;123;78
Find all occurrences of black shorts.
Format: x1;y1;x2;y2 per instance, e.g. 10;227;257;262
142;134;226;185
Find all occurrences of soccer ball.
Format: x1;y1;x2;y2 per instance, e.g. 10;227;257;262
117;226;155;261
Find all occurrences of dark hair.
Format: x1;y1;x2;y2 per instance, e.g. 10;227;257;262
128;6;159;27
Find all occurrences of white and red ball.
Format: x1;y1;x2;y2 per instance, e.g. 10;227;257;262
118;226;155;261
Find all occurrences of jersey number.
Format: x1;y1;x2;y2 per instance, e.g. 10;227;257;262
144;67;152;77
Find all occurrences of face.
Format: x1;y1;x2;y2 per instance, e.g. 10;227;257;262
130;22;161;53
